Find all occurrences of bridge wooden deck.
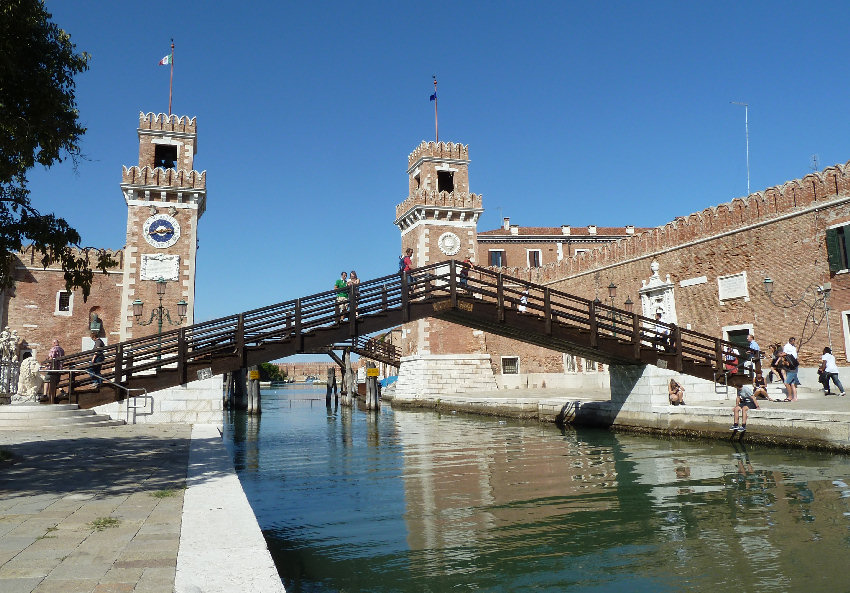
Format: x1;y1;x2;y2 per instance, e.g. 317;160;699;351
55;261;758;408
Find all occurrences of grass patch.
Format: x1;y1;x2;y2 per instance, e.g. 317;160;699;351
36;526;58;540
88;517;120;531
150;489;176;499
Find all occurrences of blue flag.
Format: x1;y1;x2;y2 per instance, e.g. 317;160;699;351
429;92;437;102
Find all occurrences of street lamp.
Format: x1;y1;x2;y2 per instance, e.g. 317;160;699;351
133;278;187;335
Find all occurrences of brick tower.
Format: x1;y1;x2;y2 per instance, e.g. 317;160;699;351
118;112;206;341
393;141;497;397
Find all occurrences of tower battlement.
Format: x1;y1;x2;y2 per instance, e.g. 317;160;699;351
408;141;469;168
395;190;482;220
121;166;206;190
138;112;197;134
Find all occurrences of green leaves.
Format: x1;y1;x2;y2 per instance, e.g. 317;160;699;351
0;1;107;299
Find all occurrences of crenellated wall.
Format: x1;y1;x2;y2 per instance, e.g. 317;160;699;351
407;141;469;168
395;190;483;220
138;112;197;134
493;162;850;284
121;166;206;190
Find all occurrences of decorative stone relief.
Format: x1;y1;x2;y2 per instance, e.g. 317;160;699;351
140;253;180;281
639;260;678;323
437;231;461;256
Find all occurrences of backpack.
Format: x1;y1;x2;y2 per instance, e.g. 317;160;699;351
785;353;799;369
398;255;406;272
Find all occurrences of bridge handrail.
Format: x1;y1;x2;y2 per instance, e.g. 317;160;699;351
52;259;759;400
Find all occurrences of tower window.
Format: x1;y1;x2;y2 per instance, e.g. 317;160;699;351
413;174;420;190
437;170;454;193
154;145;177;169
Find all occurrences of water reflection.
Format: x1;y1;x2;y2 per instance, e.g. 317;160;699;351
224;388;850;593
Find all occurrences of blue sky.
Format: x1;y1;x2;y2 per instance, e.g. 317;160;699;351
29;1;850;327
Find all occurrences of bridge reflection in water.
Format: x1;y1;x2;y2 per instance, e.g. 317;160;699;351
224;387;850;593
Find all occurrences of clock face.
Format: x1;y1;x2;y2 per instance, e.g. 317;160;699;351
143;214;181;248
438;231;461;256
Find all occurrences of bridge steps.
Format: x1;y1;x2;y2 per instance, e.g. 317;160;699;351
0;403;125;429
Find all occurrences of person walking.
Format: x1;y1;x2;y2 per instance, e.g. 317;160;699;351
88;332;106;390
45;339;64;402
768;343;785;384
459;257;472;291
819;346;846;396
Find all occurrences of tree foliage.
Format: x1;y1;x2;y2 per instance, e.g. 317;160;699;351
258;363;286;382
0;0;115;299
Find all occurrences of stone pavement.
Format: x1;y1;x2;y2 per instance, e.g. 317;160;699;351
0;423;284;593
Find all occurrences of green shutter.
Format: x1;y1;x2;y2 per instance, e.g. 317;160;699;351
826;227;843;271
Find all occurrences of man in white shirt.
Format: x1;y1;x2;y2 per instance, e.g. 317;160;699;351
782;337;800;401
783;337;798;359
819;346;845;396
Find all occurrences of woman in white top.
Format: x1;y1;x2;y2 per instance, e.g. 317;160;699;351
819;347;845;396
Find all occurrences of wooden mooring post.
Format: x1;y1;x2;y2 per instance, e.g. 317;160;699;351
246;365;261;415
365;362;380;410
341;351;356;407
326;366;337;407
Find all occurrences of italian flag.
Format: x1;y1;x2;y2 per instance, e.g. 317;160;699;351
158;54;172;66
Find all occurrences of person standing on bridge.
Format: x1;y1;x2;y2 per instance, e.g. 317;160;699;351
401;248;415;291
348;271;360;318
334;271;349;323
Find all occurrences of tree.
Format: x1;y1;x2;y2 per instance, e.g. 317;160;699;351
258;363;286;382
0;0;114;300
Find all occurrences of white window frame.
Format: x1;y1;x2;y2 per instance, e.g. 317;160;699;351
574;248;589;256
488;249;506;267
582;358;597;373
841;311;850;362
563;353;578;374
501;356;520;375
527;249;542;268
721;323;753;342
54;290;73;316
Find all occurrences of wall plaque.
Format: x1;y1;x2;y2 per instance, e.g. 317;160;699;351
718;272;749;301
140;254;180;281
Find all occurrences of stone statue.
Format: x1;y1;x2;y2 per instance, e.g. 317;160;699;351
13;353;42;403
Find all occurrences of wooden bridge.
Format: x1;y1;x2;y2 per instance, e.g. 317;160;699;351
55;261;757;408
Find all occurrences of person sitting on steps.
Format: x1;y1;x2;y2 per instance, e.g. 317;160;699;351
668;378;685;405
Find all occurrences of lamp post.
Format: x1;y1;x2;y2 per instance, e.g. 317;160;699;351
606;283;634;338
133;278;187;359
762;277;831;350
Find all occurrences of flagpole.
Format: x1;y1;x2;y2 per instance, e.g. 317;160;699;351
168;39;174;115
433;76;439;143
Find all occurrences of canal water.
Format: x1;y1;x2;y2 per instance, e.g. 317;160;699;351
223;386;850;592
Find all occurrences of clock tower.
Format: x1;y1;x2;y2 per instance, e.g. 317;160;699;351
118;112;206;341
393;141;497;397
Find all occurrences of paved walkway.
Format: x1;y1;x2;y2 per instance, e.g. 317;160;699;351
0;424;284;593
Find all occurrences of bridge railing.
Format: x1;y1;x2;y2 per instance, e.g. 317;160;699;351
52;259;758;399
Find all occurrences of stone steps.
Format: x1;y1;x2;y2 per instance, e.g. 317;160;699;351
0;403;125;429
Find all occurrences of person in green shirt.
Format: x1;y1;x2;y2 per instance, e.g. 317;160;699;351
334;271;349;322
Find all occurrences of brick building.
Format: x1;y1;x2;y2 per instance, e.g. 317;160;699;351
0;112;206;360
393;139;850;395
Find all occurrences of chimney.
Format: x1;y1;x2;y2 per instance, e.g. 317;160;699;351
502;217;510;230
588;225;597;235
510;225;519;235
626;225;635;234
561;225;570;235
